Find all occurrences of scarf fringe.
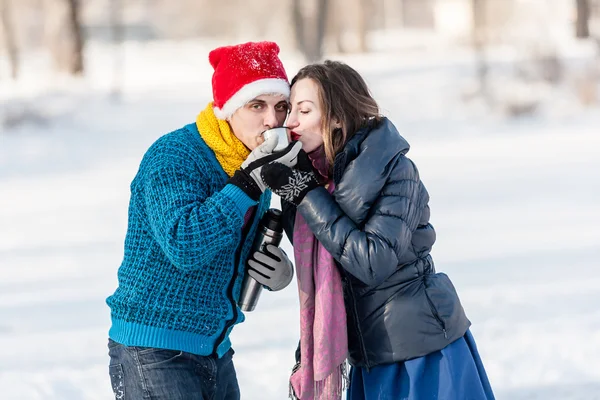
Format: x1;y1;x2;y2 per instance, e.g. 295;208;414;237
289;362;301;400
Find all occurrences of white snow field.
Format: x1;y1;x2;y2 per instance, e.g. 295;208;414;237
1;38;599;399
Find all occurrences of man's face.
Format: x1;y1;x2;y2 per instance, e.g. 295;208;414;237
228;94;289;150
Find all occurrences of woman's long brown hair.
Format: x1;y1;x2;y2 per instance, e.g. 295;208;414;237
291;60;382;168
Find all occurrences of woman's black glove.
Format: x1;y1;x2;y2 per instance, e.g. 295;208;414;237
260;150;320;206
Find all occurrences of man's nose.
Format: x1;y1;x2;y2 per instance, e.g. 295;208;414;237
263;107;279;129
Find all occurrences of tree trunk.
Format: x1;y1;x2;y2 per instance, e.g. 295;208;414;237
110;0;124;98
472;0;489;101
356;0;368;52
292;0;307;56
1;0;19;80
382;0;403;30
65;0;84;75
292;0;329;62
311;0;328;61
328;0;345;53
575;0;590;38
46;0;85;75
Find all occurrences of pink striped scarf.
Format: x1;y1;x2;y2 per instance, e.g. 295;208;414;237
289;148;348;400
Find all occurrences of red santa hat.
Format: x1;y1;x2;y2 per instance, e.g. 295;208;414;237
209;41;290;120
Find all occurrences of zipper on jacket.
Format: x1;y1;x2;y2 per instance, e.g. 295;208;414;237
212;207;257;355
423;284;448;339
343;273;371;369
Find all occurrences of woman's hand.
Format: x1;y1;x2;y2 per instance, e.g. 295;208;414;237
261;151;320;205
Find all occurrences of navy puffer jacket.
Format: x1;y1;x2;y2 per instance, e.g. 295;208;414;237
282;118;470;368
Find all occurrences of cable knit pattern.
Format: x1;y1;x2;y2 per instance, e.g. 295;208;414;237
106;123;270;357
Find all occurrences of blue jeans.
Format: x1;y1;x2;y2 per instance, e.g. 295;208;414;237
108;338;240;400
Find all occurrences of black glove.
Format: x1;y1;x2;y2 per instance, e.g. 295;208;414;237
247;244;294;291
228;135;302;201
260;151;320;206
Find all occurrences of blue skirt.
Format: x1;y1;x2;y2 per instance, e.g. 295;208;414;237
347;330;495;400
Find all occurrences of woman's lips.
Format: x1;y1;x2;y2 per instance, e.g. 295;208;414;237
291;131;301;141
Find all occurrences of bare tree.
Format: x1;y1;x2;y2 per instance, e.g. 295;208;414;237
110;0;124;98
293;0;329;62
575;0;591;38
292;0;306;57
45;0;84;75
380;0;403;30
327;0;346;53
402;0;435;28
66;0;84;74
326;0;368;53
1;0;19;79
472;0;490;101
356;0;369;52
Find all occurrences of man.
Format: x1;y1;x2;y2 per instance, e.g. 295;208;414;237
106;41;299;399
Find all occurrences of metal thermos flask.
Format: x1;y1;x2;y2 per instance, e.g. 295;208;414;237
238;208;283;311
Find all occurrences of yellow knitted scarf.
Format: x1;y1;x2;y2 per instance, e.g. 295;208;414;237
196;102;250;177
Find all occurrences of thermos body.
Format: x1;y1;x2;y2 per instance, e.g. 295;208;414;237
238;209;283;311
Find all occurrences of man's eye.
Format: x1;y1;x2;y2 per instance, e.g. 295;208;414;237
275;104;288;112
251;103;263;110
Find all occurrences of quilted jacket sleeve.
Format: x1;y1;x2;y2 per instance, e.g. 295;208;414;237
296;155;424;287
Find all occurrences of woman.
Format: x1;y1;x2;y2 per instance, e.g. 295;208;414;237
260;61;495;400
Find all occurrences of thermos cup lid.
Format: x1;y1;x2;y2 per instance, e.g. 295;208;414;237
261;208;283;232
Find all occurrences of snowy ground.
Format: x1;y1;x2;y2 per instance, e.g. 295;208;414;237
1;38;599;399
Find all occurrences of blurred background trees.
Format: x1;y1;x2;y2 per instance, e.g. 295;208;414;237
2;0;599;71
1;0;599;111
45;0;85;75
0;0;600;68
1;0;19;79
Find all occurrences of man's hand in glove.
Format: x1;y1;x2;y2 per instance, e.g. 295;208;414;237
247;245;294;291
228;134;302;201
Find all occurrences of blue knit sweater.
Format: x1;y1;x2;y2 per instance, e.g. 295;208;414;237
106;123;271;357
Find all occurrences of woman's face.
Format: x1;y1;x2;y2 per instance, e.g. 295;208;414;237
286;78;325;153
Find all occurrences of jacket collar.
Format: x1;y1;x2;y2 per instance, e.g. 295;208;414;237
333;118;379;184
333;117;410;185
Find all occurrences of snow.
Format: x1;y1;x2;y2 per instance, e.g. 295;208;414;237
1;37;599;399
